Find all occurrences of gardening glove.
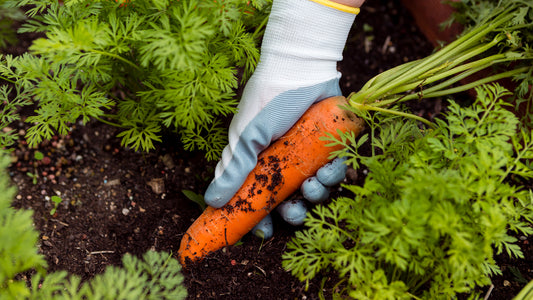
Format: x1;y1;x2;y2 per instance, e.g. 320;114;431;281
204;0;360;238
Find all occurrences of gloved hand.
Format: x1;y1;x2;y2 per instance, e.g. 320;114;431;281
204;0;362;238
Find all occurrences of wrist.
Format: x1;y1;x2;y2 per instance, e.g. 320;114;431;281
309;0;365;14
330;0;365;8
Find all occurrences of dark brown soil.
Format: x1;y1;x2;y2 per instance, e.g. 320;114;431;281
5;0;532;299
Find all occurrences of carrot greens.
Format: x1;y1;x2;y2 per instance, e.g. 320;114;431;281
0;0;271;159
283;84;533;299
283;1;533;298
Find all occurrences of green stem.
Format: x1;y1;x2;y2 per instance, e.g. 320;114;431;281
252;14;269;40
322;218;358;243
357;59;421;94
500;137;533;183
422;54;508;85
364;34;503;102
352;12;514;104
0;75;16;84
349;101;435;128
405;293;423;300
410;67;530;100
94;116;124;128
372;65;530;107
382;52;507;100
89;49;140;71
410;276;432;294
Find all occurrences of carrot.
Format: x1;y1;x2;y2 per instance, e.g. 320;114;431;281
178;96;364;266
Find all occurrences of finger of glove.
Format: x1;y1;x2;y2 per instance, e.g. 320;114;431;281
301;177;329;204
251;214;274;239
316;157;348;187
204;79;341;208
277;199;307;226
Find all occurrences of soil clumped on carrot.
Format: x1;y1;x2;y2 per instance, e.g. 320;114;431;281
234;197;255;213
265;155;282;192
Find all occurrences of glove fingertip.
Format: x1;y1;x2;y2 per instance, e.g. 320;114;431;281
301;177;330;204
316;157;348;186
204;184;231;208
252;214;274;239
277;199;307;226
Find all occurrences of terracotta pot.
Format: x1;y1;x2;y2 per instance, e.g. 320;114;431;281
400;0;462;46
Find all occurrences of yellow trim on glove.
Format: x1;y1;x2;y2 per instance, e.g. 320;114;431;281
308;0;360;14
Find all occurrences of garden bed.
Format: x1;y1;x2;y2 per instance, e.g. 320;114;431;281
5;0;532;299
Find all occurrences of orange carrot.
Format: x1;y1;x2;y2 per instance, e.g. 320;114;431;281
178;96;364;266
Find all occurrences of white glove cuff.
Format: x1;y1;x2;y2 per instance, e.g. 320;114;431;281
255;0;356;83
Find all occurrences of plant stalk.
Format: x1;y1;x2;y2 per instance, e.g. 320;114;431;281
0;75;16;84
89;49;140;71
350;102;434;128
350;11;516;106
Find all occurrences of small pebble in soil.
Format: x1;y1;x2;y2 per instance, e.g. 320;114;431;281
147;178;165;194
503;280;511;287
104;179;121;186
161;154;175;169
41;156;52;165
122;208;130;215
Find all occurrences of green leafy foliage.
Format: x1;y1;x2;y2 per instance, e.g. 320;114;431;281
0;84;31;154
283;84;533;299
0;152;187;299
0;154;47;298
49;195;61;215
0;0;270;159
14;251;188;300
182;189;206;211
